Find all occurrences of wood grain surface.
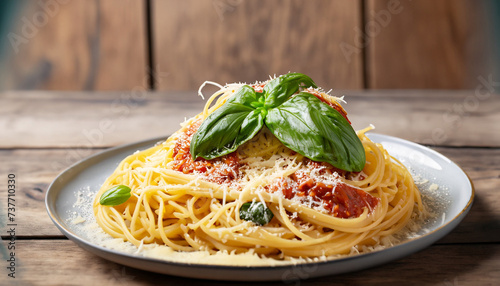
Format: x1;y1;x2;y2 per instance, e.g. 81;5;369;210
1;0;147;90
0;91;204;148
152;0;363;90
12;241;500;285
2;90;499;148
365;0;497;89
2;0;497;91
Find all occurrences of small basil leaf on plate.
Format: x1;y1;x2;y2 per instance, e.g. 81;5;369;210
99;185;131;206
265;92;366;172
263;73;317;108
239;201;274;226
191;85;264;160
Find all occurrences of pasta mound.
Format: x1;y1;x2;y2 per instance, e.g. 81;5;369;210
93;82;424;260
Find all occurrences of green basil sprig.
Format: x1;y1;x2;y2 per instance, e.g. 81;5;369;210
239;201;274;225
190;72;366;172
99;185;131;206
190;73;316;160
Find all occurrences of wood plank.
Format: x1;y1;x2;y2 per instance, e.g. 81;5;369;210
152;0;363;90
2;90;499;149
343;90;500;147
1;147;498;243
433;147;500;244
0;0;147;90
6;240;500;284
365;0;499;89
0;91;205;149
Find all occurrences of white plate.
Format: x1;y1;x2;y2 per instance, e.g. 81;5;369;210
45;133;474;281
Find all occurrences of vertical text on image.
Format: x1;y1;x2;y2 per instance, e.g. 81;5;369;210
6;173;17;278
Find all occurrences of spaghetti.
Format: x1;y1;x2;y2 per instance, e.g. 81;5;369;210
93;76;424;260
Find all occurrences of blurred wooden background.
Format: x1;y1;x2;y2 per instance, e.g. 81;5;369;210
0;0;498;91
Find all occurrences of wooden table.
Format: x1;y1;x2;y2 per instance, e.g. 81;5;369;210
1;90;499;285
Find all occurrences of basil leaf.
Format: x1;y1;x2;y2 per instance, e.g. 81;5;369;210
190;73;359;172
99;185;131;206
191;85;264;160
239;201;274;225
265;92;366;172
263;73;317;108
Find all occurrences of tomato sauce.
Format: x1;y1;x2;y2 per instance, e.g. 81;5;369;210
170;120;240;184
270;160;379;219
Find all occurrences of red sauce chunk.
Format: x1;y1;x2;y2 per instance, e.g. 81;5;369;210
270;161;379;218
170;119;240;184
